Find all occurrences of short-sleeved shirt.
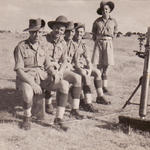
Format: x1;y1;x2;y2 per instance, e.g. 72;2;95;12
92;17;118;39
74;40;91;69
45;32;67;70
14;39;50;84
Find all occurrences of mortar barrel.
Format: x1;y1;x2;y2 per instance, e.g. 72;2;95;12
139;27;150;118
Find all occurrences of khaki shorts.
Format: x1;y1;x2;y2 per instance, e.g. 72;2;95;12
92;39;114;67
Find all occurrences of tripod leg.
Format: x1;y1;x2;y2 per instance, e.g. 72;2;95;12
122;82;141;109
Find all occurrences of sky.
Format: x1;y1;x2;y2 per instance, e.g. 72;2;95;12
0;0;150;33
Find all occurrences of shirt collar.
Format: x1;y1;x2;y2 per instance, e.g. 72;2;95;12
27;39;39;51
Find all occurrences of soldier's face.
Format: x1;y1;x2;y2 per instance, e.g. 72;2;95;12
75;27;85;40
102;5;111;16
53;24;66;38
29;29;42;43
65;29;75;40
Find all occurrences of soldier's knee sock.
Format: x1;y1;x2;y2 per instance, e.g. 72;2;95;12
56;91;68;119
83;85;92;104
71;87;81;109
23;101;32;117
102;74;108;88
103;80;108;88
94;80;104;97
72;99;80;109
56;106;65;119
56;91;68;107
71;87;81;99
85;93;92;104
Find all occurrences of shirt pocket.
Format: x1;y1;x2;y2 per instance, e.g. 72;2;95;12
22;50;35;67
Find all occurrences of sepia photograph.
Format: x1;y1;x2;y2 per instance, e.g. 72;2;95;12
0;0;150;150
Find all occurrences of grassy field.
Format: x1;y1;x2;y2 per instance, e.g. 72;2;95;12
0;33;150;150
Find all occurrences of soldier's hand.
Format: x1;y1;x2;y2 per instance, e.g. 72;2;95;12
31;83;42;95
52;71;63;84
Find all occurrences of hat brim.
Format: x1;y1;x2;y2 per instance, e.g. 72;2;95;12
23;26;41;32
65;27;75;31
48;21;68;29
74;23;85;30
97;1;114;15
23;19;45;32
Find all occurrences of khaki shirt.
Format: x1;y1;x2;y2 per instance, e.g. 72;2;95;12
66;40;77;67
14;39;50;84
45;32;67;71
92;17;118;39
74;40;91;69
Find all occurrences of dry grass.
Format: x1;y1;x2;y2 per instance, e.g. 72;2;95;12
0;33;150;150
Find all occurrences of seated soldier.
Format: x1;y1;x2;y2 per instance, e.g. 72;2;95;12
45;16;84;120
73;22;111;113
14;18;70;130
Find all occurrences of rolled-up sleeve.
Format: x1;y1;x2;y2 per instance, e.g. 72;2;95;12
14;45;24;71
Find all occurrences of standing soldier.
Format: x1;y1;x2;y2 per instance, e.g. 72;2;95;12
92;0;118;95
73;22;110;113
14;18;70;130
46;16;84;119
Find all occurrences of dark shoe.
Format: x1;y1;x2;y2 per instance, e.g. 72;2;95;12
46;104;54;115
20;117;31;130
84;104;99;113
103;87;112;96
96;96;111;105
70;109;85;120
54;118;69;131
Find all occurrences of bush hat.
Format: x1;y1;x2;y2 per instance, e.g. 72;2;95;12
48;15;68;29
74;22;85;30
23;18;45;32
97;0;115;15
66;21;76;31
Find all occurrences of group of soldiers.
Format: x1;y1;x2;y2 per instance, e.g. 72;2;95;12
14;0;118;130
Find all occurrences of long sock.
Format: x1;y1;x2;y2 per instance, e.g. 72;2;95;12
72;99;80;109
94;80;103;97
103;79;108;88
24;107;32;117
56;106;65;119
56;91;68;107
85;93;92;104
96;88;104;97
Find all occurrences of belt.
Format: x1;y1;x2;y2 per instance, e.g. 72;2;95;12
96;36;112;40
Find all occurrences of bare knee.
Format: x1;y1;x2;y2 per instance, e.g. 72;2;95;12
21;82;34;103
92;69;101;80
59;80;69;94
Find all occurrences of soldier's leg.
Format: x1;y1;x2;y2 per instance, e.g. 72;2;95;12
91;68;111;105
20;82;34;130
82;76;98;113
102;66;112;95
63;71;84;119
45;90;54;114
53;80;69;130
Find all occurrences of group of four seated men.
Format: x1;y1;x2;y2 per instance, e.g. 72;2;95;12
14;15;111;130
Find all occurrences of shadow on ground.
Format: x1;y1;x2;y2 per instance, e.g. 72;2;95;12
0;88;22;114
96;120;130;134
